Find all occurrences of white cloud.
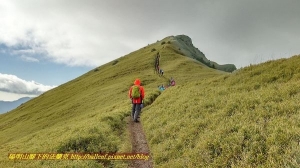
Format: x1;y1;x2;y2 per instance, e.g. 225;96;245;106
0;90;36;101
0;1;141;67
0;73;56;94
0;0;299;68
20;55;39;62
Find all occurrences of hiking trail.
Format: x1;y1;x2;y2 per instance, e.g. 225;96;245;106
127;116;153;168
127;52;170;167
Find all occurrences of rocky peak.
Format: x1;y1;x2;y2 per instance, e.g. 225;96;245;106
163;35;237;72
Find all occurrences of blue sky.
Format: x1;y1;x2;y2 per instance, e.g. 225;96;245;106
0;0;299;101
0;43;92;101
0;44;90;86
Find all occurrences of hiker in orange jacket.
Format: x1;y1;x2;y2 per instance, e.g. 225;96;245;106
128;78;145;122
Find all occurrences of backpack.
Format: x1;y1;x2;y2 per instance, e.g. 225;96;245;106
131;85;141;99
171;80;175;86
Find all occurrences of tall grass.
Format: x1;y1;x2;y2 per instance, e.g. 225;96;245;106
0;40;160;167
142;55;300;167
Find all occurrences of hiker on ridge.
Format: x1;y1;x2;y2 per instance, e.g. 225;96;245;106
159;68;164;76
128;79;145;122
154;59;158;74
169;77;175;86
158;84;165;91
154;52;160;73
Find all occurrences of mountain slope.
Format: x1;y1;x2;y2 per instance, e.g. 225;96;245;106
0;35;223;168
1;34;299;168
142;55;300;167
0;97;31;114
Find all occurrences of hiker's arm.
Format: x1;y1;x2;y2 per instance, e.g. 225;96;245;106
128;87;132;99
141;87;145;100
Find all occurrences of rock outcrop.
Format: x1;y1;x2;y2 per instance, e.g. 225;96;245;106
162;35;236;72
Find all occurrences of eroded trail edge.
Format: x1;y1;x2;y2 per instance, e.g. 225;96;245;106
127;116;153;168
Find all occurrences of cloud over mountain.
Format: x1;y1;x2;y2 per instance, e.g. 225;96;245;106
0;1;138;67
0;0;299;68
0;73;56;95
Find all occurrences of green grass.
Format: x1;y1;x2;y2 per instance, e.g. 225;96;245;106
0;42;150;167
142;55;300;167
0;36;299;167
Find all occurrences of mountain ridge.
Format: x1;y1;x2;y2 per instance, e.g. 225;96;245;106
161;35;237;72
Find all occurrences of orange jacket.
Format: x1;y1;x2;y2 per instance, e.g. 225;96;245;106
128;79;145;104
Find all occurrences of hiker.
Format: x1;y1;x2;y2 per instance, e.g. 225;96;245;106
135;103;144;119
128;79;145;122
159;68;164;76
154;60;158;74
154;52;160;73
169;77;175;86
158;84;165;91
156;52;160;65
156;65;160;74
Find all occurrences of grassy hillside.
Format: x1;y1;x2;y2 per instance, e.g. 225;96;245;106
1;35;299;167
142;55;300;167
0;38;221;168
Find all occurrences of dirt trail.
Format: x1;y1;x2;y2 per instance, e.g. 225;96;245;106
127;116;153;168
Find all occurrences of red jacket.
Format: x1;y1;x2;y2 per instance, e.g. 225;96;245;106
128;79;145;104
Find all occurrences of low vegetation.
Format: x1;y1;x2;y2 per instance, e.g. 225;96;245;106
0;35;299;168
142;55;300;167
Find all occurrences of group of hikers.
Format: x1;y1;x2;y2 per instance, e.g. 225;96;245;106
158;77;176;91
128;52;176;122
154;52;164;76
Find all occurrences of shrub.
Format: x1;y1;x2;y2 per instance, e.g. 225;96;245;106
143;91;161;107
112;60;118;65
161;41;166;45
57;134;116;166
56;133;118;167
151;48;156;52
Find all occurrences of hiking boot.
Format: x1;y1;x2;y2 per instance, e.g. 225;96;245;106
134;120;139;123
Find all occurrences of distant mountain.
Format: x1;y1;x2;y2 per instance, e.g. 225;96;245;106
0;97;31;114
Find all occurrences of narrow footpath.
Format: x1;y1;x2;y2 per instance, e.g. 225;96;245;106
127;116;153;168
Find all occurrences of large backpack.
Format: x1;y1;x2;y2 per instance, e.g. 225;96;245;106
131;85;141;99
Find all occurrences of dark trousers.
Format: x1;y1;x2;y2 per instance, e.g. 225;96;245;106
132;103;141;121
